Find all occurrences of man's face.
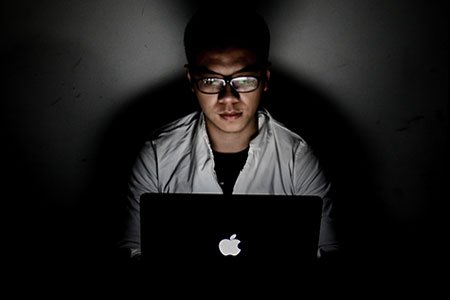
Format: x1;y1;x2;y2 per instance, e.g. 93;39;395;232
187;48;270;136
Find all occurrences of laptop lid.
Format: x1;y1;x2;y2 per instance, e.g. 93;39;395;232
139;193;322;282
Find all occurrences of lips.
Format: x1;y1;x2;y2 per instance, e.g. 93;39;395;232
219;111;242;120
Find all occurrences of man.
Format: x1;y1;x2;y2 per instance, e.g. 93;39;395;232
118;8;339;264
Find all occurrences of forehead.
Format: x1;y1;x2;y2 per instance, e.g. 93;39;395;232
193;48;260;75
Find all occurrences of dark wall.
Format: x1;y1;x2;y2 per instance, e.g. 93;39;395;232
2;0;447;287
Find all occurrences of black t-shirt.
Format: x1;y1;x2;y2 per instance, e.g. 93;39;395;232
212;147;249;195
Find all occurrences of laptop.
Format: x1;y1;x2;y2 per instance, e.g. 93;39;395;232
139;193;323;288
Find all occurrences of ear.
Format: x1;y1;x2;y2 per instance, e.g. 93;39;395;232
184;64;194;92
263;67;271;92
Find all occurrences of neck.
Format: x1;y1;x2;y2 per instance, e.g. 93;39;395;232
211;134;251;153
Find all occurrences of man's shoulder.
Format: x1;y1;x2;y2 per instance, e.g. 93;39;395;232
151;111;201;140
263;110;308;147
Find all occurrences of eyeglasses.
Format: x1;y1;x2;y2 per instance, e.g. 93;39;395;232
194;76;261;94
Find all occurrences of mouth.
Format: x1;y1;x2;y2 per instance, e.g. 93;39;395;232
219;111;243;121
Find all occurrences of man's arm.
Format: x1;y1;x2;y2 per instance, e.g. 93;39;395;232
293;143;340;256
117;141;159;261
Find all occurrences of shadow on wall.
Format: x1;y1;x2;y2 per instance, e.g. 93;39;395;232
88;66;385;269
86;74;199;263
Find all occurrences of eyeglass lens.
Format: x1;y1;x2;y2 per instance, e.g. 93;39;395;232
197;76;259;93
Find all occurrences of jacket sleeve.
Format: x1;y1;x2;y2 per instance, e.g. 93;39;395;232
118;141;159;257
293;142;340;255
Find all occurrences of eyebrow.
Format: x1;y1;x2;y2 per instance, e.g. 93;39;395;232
190;64;262;76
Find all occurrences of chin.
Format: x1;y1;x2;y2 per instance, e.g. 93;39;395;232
216;119;246;133
218;125;243;134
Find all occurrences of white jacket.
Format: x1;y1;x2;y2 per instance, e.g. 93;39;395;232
120;109;339;256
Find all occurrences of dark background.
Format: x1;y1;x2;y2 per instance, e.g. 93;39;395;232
2;0;447;288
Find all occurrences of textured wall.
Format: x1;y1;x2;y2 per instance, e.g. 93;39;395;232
3;0;447;282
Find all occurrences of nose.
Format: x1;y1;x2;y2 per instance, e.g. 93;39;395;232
218;83;239;104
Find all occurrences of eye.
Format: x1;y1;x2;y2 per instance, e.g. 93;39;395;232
237;77;256;84
232;77;259;90
201;78;223;86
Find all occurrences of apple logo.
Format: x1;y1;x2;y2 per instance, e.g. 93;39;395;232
218;234;241;256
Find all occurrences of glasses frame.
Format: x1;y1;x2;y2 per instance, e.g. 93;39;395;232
193;75;262;94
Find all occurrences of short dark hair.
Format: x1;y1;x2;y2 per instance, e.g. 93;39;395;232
184;8;270;66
